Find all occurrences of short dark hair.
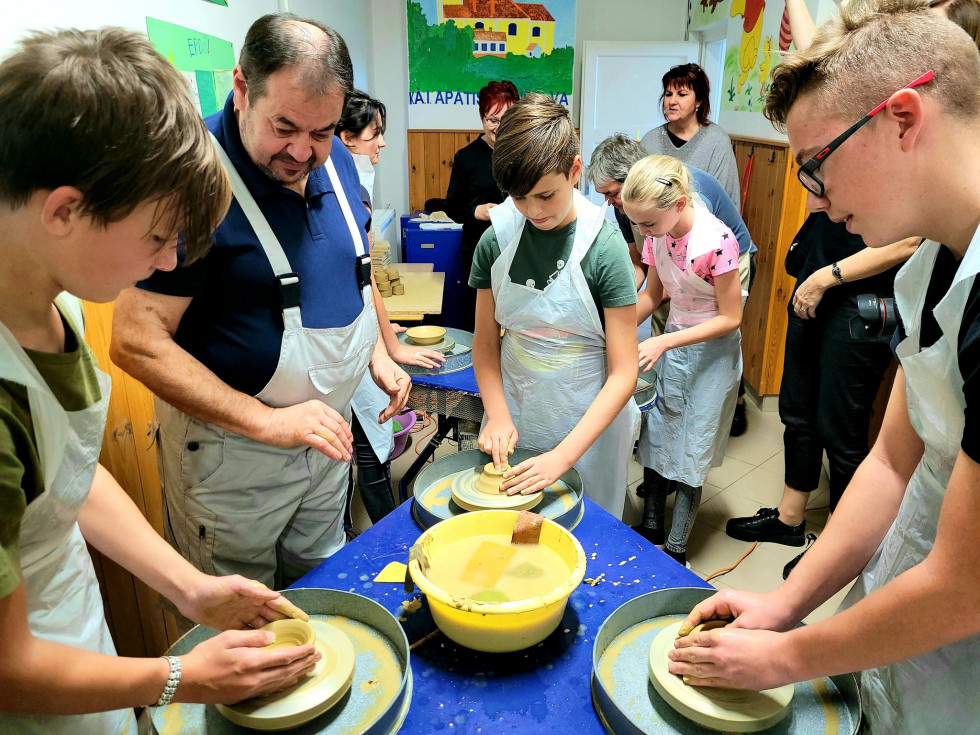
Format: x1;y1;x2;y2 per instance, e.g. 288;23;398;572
478;80;519;118
239;13;353;103
661;63;711;126
336;89;386;139
0;27;230;262
491;93;578;197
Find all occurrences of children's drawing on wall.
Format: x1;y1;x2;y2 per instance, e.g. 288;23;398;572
722;0;782;112
407;0;576;128
690;0;732;31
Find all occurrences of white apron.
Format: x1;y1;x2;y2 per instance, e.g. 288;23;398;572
841;234;980;734
0;296;135;735
637;203;742;487
351;374;394;463
158;138;378;586
485;191;640;517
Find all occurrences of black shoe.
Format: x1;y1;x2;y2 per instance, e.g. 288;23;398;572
725;507;806;546
631;525;665;547
730;402;747;437
782;533;817;579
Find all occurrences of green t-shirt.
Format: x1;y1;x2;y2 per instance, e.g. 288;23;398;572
0;303;101;598
468;218;638;323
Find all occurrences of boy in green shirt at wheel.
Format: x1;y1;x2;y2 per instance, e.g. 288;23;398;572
469;93;640;519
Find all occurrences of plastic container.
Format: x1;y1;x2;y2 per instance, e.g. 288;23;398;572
408;510;587;653
390;409;418;460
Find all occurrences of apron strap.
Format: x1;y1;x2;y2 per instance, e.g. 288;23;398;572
209;133;303;330
324;157;372;303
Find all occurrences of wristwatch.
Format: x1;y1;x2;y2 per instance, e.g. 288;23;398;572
831;262;846;285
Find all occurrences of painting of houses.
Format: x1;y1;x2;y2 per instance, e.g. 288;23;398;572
407;0;575;128
439;0;557;57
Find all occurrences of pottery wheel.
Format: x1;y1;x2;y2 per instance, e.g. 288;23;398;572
647;621;794;733
406;334;457;353
217;619;357;731
450;463;543;512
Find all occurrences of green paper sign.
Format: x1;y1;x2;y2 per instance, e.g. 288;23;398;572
145;17;235;72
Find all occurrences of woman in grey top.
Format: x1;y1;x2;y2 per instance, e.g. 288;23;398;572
640;63;740;207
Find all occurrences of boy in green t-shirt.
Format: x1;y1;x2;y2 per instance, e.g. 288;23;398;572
0;29;318;732
469;93;640;518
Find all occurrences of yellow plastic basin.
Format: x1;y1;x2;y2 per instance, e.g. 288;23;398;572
405;325;446;345
408;510;587;652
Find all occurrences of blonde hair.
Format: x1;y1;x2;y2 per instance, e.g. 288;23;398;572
621;155;695;212
491;93;578;197
764;0;980;130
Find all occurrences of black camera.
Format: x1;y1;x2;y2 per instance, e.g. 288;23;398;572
850;294;898;341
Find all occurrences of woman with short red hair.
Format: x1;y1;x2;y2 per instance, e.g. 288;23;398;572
445;80;520;331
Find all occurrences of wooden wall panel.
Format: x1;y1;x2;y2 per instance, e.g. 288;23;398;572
407;129;481;212
83;301;178;657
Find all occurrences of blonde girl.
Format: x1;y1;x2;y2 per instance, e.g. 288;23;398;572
622;155;743;565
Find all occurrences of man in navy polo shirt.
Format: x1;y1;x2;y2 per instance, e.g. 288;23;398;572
112;14;409;589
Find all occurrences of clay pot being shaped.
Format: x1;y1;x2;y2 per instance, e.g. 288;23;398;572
474;462;511;495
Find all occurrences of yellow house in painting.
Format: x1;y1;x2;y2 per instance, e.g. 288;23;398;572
439;0;556;57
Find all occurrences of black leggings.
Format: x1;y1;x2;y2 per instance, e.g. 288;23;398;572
344;413;396;526
778;294;893;509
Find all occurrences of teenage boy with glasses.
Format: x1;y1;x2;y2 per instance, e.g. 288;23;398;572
665;2;980;732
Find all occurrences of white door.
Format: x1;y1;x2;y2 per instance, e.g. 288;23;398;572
579;41;700;216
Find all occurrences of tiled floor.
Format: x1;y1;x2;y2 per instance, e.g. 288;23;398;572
350;400;852;624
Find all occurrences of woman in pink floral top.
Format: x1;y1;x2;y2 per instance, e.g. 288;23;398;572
622;156;744;566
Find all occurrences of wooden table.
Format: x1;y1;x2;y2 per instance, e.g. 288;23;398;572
381;262;443;321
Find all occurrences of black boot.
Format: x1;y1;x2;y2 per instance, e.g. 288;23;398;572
730;402;747;437
726;507;806;546
630;525;665;548
664;546;687;567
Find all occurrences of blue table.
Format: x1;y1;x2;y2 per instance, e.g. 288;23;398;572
293;500;709;733
398;365;482;502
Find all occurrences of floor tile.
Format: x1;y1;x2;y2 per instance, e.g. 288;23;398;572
759;450;784;475
723;431;782;466
724;466;786;506
696;491;766;532
706;456;755;489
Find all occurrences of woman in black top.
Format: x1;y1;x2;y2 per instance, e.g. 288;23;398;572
444;80;519;331
725;213;919;575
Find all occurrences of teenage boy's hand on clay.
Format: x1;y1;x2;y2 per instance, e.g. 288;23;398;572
502;449;573;496
668;626;794;691
390;342;447;370
179;630;320;704
176;573;299;631
638;335;672;372
479;418;518;471
261;401;353;461
679;589;799;637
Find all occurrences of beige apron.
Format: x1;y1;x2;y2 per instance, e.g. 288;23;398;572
485;191;640;517
840;233;980;734
158;139;378;587
0;295;134;735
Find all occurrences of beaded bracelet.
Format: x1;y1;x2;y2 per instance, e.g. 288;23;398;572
154;655;182;707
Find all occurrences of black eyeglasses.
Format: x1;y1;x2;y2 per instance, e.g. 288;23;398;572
797;70;934;197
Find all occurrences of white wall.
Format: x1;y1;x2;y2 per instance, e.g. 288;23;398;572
1;0;375;102
0;0;276;62
571;0;689;121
